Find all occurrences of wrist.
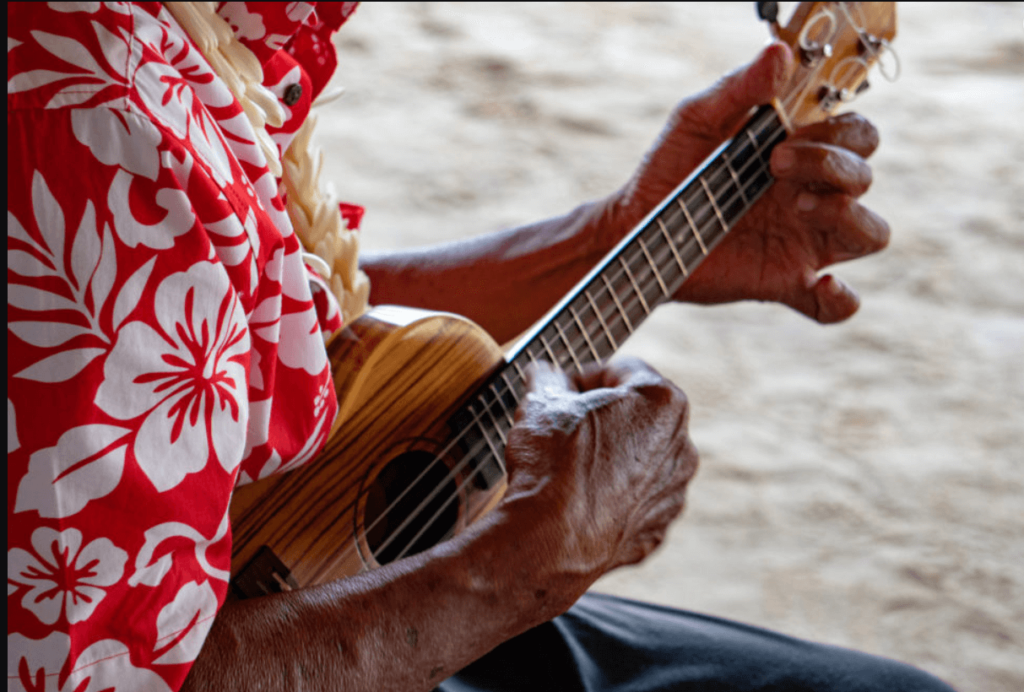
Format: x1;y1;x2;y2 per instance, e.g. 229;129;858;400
463;503;590;627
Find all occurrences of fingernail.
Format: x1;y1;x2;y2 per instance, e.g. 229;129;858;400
796;192;818;212
774;147;795;173
828;276;859;302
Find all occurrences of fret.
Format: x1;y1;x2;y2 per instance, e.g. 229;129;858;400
510;358;529;384
472;410;505;463
730;129;765;186
724;152;749;206
520;343;544;376
618;255;650;315
637;235;669;298
728;139;757;184
537;331;563;369
676;197;708;255
487;383;515;430
600;273;634;333
657;218;688;278
722;181;747;225
584;288;618;351
552;319;583;372
732;123;777;206
699;175;729;234
745;128;768;170
569;305;598;364
499;371;522;405
750;109;777;145
485;407;508;445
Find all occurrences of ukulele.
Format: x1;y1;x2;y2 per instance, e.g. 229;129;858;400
228;2;899;599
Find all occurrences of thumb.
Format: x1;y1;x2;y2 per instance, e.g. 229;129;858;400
679;42;793;144
523;360;572;395
516;361;575;422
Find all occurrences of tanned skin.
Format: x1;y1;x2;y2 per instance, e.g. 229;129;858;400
184;43;890;692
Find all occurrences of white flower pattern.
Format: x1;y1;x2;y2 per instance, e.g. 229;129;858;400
8;4;346;690
8;631;171;692
8;527;128;626
95;261;250;491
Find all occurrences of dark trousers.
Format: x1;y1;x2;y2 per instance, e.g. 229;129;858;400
439;592;956;691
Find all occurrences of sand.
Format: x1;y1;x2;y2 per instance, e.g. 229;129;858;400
314;4;1024;690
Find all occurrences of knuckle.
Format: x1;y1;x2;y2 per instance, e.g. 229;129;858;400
827;148;872;193
668;382;689;411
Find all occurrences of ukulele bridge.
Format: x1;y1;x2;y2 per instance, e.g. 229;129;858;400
231;545;300;599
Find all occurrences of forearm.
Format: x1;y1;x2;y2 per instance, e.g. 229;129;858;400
184;508;571;692
361;199;617;344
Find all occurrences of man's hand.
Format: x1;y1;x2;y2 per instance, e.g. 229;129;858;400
606;42;891;324
501;358;699;605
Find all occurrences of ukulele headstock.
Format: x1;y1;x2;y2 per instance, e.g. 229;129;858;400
761;2;899;131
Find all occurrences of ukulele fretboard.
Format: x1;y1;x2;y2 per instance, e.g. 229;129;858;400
460;105;787;448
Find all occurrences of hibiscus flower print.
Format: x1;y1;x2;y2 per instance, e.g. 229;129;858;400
8;527;127;626
96;261;250;492
8;631;171;692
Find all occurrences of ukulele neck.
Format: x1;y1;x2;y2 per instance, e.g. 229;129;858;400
455;104;788;457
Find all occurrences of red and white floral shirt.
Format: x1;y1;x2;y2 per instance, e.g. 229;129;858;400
7;3;358;690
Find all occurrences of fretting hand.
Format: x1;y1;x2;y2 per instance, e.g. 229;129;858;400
602;42;890;324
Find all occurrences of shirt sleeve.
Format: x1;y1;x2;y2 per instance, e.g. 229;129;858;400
7;5;338;690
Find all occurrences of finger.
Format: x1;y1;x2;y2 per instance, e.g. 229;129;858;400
786;112;880;159
771;141;873;196
675;42;794;144
798;194;892;266
523;360;571;393
517;361;575;422
573;356;663;393
789;272;861;324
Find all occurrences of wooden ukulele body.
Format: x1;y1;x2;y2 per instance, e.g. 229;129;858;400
228;306;508;595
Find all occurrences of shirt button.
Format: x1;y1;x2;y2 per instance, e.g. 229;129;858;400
283;84;303;106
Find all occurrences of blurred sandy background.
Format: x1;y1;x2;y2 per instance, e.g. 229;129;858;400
313;3;1024;690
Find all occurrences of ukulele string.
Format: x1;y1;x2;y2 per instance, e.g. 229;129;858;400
513;40;842;358
363;116;788;564
360;33;850;566
379;118;801;566
550;31;848;360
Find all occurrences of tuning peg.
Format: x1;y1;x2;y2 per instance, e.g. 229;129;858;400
817;79;871;111
756;1;781;38
818;86;842;111
858;33;884;56
800;42;834;66
756;1;778;23
797;6;837;67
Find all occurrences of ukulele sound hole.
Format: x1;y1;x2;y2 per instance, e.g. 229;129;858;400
364;450;459;565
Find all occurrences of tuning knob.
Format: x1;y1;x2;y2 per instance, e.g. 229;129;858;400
818;85;842;111
858;33;884;56
756;1;778;22
800;42;834;66
818;80;870;110
797;6;837;67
